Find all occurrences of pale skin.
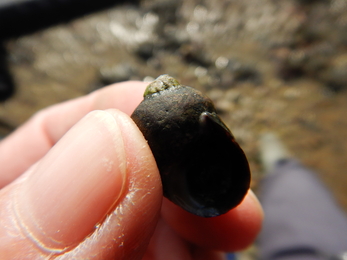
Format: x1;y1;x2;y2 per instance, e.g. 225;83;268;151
0;81;263;259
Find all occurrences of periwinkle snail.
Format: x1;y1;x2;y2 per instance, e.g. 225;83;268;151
131;75;250;217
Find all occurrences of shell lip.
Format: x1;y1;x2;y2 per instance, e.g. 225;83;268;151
169;193;224;218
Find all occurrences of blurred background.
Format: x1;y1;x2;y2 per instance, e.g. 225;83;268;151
0;0;346;234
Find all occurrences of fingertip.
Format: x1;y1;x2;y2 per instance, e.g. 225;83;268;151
219;190;263;250
162;190;263;251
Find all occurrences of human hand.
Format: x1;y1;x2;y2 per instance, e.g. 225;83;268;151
0;81;263;259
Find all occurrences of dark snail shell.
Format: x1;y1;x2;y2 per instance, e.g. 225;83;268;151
131;75;250;217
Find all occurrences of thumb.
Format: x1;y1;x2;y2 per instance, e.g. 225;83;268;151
0;109;162;259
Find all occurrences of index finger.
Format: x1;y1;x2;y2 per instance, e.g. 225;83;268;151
0;81;147;187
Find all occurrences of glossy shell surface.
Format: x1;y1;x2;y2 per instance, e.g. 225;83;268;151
131;75;250;217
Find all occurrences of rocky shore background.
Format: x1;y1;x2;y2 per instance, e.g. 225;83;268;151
1;0;347;213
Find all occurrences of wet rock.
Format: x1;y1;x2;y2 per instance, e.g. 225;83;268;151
134;42;155;60
273;48;306;80
321;55;347;92
180;43;214;67
212;58;262;88
0;72;14;102
0;43;14;101
142;0;182;25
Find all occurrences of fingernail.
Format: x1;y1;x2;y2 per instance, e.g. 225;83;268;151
14;110;127;252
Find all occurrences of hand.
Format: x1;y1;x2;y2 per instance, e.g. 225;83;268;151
0;81;263;259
